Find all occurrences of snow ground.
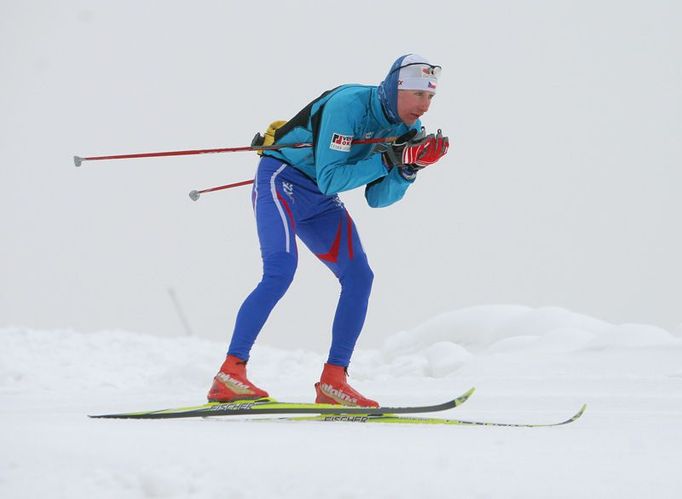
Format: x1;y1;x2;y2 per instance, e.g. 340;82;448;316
2;305;682;499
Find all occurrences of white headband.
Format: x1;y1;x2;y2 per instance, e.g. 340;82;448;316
396;54;441;93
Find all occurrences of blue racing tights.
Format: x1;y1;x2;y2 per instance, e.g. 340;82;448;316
227;156;374;367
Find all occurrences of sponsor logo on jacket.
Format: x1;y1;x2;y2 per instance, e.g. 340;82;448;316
330;133;352;152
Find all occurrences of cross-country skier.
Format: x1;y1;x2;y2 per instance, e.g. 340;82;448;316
208;54;449;407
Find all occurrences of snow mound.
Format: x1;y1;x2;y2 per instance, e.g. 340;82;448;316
378;305;682;377
2;306;680;393
383;305;611;355
581;323;678;350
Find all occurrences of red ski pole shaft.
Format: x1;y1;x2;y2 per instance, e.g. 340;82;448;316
189;179;254;201
73;137;395;167
73;143;311;167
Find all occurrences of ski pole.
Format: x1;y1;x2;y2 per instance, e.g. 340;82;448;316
189;179;254;201
73;142;311;167
73;136;396;167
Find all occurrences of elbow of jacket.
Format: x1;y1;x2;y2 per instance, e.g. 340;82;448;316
317;175;337;196
366;196;392;209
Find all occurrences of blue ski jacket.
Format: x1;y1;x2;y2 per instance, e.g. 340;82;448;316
263;84;421;208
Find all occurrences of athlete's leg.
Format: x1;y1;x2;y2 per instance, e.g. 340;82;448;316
227;157;298;360
297;201;374;367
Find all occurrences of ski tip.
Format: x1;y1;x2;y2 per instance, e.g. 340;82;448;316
455;387;476;405
556;404;587;426
571;404;587;419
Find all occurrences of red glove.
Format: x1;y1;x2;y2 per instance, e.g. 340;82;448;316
402;129;449;167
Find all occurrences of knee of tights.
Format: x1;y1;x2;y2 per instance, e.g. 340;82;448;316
340;260;374;292
260;253;297;291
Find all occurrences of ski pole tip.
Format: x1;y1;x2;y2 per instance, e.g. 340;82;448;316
189;190;200;201
73;156;83;167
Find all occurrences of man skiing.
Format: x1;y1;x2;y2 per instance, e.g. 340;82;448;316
208;54;449;407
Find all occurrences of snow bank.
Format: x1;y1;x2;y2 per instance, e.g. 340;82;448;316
383;305;611;355
0;327;326;401
0;328;219;394
2;305;680;393
376;305;682;378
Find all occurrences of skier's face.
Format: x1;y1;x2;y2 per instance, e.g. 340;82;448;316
397;90;434;125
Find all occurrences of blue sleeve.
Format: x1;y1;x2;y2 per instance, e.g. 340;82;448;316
314;95;389;195
364;164;414;208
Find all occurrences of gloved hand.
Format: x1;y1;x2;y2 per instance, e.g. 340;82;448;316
406;129;449;167
376;128;422;169
377;129;449;180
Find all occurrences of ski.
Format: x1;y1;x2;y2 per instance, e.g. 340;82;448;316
88;387;475;419
279;404;587;427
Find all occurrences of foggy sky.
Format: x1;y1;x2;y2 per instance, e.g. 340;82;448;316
1;0;680;354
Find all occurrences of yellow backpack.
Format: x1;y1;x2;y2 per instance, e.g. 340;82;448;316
251;120;288;156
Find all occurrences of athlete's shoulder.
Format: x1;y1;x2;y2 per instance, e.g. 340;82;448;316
322;85;381;128
326;84;376;105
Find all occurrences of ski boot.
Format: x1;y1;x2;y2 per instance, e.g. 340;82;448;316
207;355;269;402
314;363;379;407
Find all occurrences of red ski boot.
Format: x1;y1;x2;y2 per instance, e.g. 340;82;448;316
314;363;379;407
207;355;269;402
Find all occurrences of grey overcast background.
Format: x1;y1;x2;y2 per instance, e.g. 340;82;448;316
1;1;680;353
